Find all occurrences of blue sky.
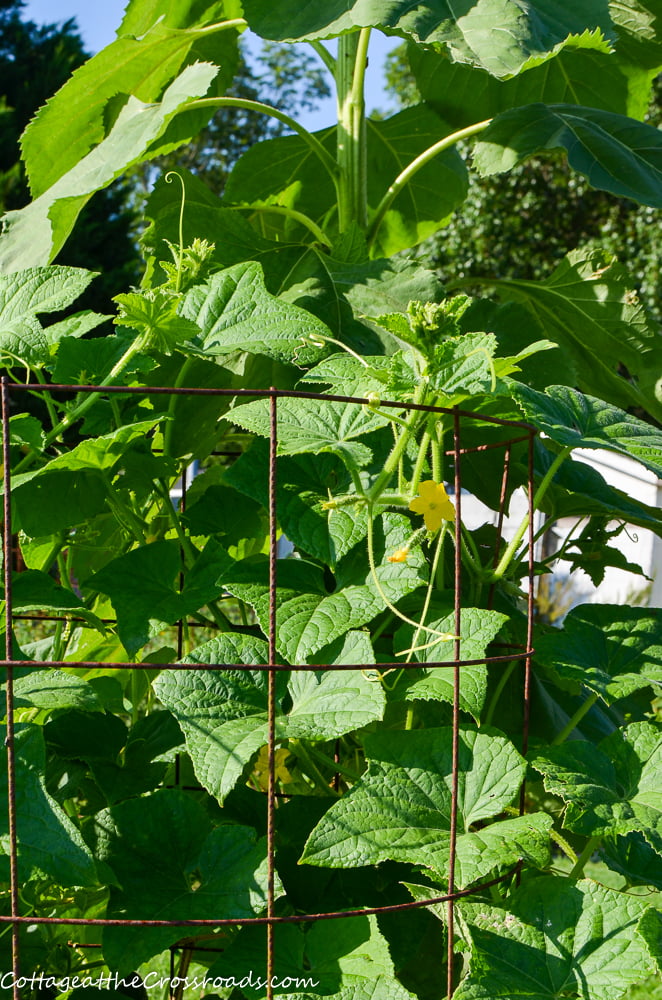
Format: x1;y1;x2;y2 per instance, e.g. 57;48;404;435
22;1;400;130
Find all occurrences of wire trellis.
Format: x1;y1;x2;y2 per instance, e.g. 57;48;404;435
1;377;536;1000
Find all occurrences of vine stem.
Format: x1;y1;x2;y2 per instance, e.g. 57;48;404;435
570;835;601;877
187;97;339;187
366;119;492;250
552;692;599;746
229;204;331;246
336;29;370;231
483;659;517;728
489;445;573;581
367;381;428;501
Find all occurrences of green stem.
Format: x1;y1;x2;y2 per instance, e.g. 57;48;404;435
336;29;370;231
483;660;517;728
367;119;492;250
188;97;339;187
403;527;446;661
552;692;599;746
570;835;601;878
308;39;337;75
490;445;573;581
411;430;431;496
305;743;360;781
228;204;331;247
367;382;427;501
164;356;195;459
33;368;60;429
290;739;340;797
404;706;416;730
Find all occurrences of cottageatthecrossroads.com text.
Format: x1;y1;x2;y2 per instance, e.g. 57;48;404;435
0;971;321;991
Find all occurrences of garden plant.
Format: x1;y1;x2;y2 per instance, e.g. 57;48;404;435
1;1;662;998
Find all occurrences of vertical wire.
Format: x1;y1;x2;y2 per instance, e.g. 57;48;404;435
174;464;188;791
266;390;278;1000
1;378;20;998
446;407;463;1000
520;431;536;801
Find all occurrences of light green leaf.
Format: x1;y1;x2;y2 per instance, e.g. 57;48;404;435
0;726;97;886
154;631;383;803
179;261;330;365
96;788;275;971
533;605;662;703
301;726;527;883
230;394;390;468
12;671;102;713
224;107;467;257
488;249;662;417
0;64;218;272
395;608;509;720
510;384;662;478
474;103;662;205
224;514;427;662
530;722;662;849
0;267;96;368
242;0;614;79
455;878;655;1000
20;3;239;198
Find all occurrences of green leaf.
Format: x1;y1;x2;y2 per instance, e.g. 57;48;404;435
0;64;218;272
530;722;662;849
395;608;509;720
6;571;105;632
242;1;614;79
0;266;97;368
208;914;418;999
20;4;239;198
455;877;655;999
489;249;662;416
96;788;275;971
474;103;662;206
510;384;662;478
179;261;330;365
85;540;232;656
600;829;662;889
224;107;467;257
224;514;427;662
410;32;652;128
12;671;102;713
534;605;662;703
0;725;97;886
301;726;530;884
153;631;384;803
224;441;369;568
114;289;200;355
230;395;390;468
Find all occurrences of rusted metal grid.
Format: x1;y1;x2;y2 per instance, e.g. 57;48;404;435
1;378;537;1000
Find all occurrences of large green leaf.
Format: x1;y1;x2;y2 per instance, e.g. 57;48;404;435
474;103;662;207
179;261;330;365
85;539;232;655
96;788;275;971
223;513;428;662
530;721;662;850
510;383;662;478
242;0;614;79
207;915;418;999
410;31;653;127
20;1;239;198
224;442;369;568
395;608;509;720
301;726;544;886
154;631;384;803
454;878;655;999
533;605;662;703
0;64;218;273
230;394;390;468
0;726;97;886
224;107;468;257
486;249;662;417
5;571;105;632
0;267;98;368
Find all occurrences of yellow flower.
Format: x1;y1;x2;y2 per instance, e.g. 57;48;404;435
388;546;410;563
409;480;455;531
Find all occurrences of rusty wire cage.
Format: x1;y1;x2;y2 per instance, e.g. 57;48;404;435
1;377;537;1000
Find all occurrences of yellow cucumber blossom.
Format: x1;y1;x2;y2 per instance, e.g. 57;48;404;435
387;546;410;564
409;480;455;531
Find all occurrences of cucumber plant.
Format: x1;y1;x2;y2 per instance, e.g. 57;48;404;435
1;1;662;998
